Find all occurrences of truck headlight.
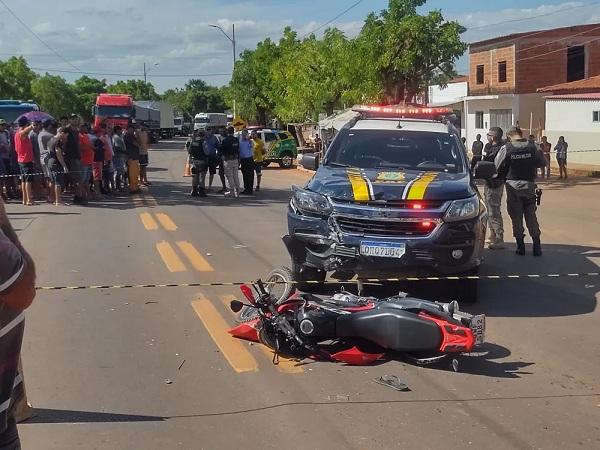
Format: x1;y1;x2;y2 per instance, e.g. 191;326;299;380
291;185;332;215
444;196;479;222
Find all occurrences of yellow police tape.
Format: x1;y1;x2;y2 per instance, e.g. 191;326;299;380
35;272;600;291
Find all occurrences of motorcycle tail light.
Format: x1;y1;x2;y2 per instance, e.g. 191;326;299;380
240;284;256;305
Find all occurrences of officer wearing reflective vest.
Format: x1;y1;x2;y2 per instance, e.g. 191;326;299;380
185;130;209;197
494;126;546;256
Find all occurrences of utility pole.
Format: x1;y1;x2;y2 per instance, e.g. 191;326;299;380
209;23;237;117
143;62;147;84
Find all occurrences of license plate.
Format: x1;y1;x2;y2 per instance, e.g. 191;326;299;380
360;241;406;259
470;314;485;345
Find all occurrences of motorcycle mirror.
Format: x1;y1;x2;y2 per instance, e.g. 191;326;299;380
230;300;245;313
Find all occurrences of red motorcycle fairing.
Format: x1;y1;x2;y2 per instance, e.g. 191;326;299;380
342;302;376;312
418;312;475;353
228;319;260;342
331;346;385;365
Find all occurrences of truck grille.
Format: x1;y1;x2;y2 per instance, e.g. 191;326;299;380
334;216;436;237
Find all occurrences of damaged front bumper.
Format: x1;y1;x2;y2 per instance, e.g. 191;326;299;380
284;207;486;277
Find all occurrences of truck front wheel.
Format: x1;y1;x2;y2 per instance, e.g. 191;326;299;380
279;152;294;169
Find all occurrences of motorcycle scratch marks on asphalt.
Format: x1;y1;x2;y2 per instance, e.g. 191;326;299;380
219;294;304;374
191;296;259;373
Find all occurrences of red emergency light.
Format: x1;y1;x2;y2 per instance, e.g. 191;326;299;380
353;104;453;120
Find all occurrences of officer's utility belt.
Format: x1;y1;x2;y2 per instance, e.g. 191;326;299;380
190;158;208;174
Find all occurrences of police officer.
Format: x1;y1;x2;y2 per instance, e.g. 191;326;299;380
482;127;505;250
495;126;546;256
185;130;208;197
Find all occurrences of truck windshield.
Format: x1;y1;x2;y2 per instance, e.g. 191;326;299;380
325;129;465;173
97;106;131;118
195;117;209;124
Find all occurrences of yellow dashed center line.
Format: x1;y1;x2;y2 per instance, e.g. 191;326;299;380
139;212;159;231
156;213;178;231
156;241;187;272
176;241;214;272
191;296;259;373
219;295;304;374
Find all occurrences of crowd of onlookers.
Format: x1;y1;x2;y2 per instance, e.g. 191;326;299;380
466;132;569;180
0;114;152;206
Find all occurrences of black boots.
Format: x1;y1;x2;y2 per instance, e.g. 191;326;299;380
533;238;542;257
515;237;542;256
190;187;199;197
516;238;526;256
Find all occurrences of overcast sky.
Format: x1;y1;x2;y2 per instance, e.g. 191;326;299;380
1;0;599;93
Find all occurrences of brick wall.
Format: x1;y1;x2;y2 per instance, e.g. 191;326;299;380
469;24;600;95
469;46;515;95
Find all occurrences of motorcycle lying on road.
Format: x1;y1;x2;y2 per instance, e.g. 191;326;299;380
228;273;486;367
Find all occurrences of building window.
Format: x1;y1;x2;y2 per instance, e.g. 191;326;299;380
567;45;585;82
475;111;484;129
476;65;484;84
498;61;507;83
593;111;600;122
490;109;513;132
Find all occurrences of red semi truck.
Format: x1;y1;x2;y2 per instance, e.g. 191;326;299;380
93;94;160;140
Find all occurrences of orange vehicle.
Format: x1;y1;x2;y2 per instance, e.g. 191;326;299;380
93;94;133;129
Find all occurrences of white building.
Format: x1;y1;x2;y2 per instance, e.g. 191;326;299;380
428;76;468;135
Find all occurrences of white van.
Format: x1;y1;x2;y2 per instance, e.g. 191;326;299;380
194;113;228;132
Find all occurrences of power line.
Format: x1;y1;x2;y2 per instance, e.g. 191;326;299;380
0;0;81;71
300;0;364;39
464;1;600;32
516;34;600;62
516;24;600;53
29;66;231;78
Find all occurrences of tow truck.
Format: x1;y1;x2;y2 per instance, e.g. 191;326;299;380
285;105;494;303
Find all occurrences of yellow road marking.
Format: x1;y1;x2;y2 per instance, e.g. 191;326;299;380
191;296;259;373
139;212;159;231
406;172;438;200
156;213;178;231
156;241;187;272
219;295;304;374
176;241;214;272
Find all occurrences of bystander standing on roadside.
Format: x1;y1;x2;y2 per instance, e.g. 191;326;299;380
28;121;43;201
220;127;240;198
14;117;35;206
47;127;69;206
555;136;568;180
37;119;55;203
539;136;552;179
470;134;484;171
79;123;94;202
187;130;209;197
239;129;254;195
65;114;86;205
0;195;37;449
124;123;141;194
137;126;150;186
251;130;266;192
112;126;128;192
100;125;114;194
0;119;14;200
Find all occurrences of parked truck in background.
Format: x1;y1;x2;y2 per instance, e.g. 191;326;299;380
174;116;184;136
134;101;161;139
93;94;162;141
0;100;40;124
150;100;175;138
194;113;228;132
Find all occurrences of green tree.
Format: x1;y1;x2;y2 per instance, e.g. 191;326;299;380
356;0;466;103
0;56;37;100
72;76;107;121
107;79;159;100
162;80;227;121
31;74;78;118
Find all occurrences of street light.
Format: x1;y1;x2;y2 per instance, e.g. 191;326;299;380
143;62;159;83
209;23;236;117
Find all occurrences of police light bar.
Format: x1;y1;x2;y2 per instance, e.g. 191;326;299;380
352;105;454;119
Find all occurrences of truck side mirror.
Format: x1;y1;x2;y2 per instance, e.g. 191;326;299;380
473;161;496;179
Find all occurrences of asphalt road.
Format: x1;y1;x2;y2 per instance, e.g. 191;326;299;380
7;138;599;449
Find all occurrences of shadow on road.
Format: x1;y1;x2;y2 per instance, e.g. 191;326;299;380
23;408;165;424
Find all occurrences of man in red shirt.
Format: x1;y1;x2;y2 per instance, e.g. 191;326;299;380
14;117;35;205
79;123;94;202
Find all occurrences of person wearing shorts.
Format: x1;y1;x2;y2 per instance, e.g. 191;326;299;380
251;130;266;192
14;117;35;205
64;114;86;204
138;126;150;186
47;128;68;205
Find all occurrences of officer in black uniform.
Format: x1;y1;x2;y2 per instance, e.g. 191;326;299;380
185;130;208;197
494;126;546;256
